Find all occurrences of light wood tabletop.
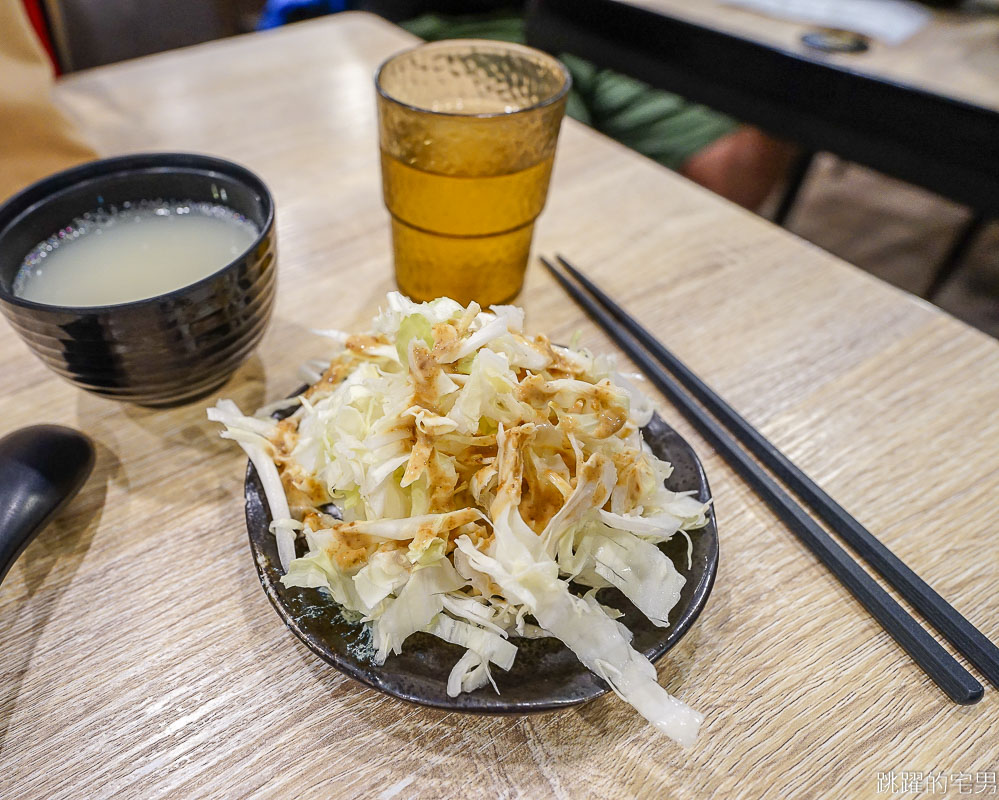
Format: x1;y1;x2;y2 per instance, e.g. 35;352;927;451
2;12;998;799
629;0;999;112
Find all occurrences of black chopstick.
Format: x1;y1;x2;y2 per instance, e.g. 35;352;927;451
553;254;999;692
541;255;984;704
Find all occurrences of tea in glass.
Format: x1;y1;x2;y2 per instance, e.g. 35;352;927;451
376;40;570;305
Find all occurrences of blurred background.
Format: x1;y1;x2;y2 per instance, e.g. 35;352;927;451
13;0;999;337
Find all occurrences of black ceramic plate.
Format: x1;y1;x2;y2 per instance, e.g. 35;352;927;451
245;410;718;713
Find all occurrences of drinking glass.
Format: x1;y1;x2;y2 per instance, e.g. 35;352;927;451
376;39;570;305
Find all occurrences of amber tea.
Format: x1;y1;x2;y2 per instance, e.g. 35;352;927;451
381;151;555;305
376;40;569;305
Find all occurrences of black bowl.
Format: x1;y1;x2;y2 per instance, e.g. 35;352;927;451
0;153;276;406
246;408;718;713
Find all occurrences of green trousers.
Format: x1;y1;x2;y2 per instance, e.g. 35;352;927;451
402;11;739;171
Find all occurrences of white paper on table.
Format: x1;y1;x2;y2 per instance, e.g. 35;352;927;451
719;0;931;45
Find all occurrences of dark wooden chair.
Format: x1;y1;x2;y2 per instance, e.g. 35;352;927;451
41;0;230;72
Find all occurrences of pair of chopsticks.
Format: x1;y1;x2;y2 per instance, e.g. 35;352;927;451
542;254;999;704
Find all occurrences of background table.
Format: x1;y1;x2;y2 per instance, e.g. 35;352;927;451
630;0;999;112
2;13;998;799
526;0;999;229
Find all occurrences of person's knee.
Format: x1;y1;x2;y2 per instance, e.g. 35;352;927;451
681;126;797;210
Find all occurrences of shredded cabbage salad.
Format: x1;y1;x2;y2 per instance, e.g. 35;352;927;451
209;292;709;746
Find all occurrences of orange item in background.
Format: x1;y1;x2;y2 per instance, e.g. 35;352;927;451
0;0;97;201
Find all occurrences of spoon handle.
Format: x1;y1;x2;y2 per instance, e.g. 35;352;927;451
0;425;95;586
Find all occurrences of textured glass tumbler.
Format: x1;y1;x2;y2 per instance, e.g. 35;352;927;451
376;40;570;305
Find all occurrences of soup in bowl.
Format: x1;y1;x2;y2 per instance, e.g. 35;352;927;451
0;153;276;406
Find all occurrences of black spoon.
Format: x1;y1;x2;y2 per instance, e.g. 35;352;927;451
0;425;95;587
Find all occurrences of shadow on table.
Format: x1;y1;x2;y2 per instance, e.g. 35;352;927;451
289;611;707;779
117;354;267;455
292;647;599;782
0;440;114;754
68;354;268;510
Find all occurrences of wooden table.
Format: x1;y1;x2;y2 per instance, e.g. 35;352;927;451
2;13;998;798
527;0;999;223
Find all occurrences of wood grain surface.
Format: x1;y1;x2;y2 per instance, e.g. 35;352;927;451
2;13;997;799
629;0;999;112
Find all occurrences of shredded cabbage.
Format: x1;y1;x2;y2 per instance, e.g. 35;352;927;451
209;292;709;746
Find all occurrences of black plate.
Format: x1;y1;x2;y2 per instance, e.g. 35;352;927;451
245;410;718;713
